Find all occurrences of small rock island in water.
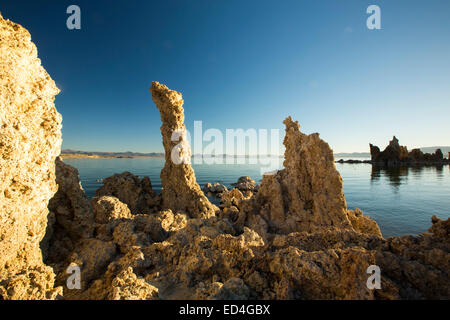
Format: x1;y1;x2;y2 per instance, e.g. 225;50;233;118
337;136;449;166
370;136;449;166
0;14;448;301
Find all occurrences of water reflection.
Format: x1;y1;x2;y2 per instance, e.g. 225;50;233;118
371;165;446;190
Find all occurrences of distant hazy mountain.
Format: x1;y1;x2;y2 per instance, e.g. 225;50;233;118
62;147;449;159
419;146;450;155
61;149;164;158
334;152;370;158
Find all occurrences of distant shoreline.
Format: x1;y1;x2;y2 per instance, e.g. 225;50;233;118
60;153;283;159
336;158;450;166
60;153;164;159
60;150;283;159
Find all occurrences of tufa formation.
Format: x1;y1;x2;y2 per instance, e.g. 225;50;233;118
242;117;381;238
150;81;218;218
0;14;62;299
0;15;448;300
370;136;448;166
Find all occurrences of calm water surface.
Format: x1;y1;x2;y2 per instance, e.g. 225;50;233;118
65;157;450;237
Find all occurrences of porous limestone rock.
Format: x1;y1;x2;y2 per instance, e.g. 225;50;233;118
43;164;173;300
203;182;228;195
108;267;159;300
96;171;161;214
150;81;217;218
0;14;62;299
370;136;409;165
43;157;94;249
220;188;245;209
232;176;257;192
374;216;450;299
46;112;448;300
64;201;448;300
370;137;448;165
347;208;382;237
244;117;375;236
92;195;132;224
2;35;448;301
42;157;97;277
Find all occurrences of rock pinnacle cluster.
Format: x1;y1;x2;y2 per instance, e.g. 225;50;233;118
0;15;448;300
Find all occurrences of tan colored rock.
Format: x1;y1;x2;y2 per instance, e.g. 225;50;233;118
96;171;160;214
211;277;250;300
203;182;228;194
0;14;62;299
52;178;449;301
232;176;257;192
220;188;245;208
42;158;94;270
92;195;132;224
150;81;217;218
247;117;356;235
108;267;159;300
2;35;447;302
374;216;450;299
59;109;446;301
72;248;159;300
47;157;94;239
347;208;382;237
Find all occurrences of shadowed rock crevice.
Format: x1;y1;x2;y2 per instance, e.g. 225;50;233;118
41;157;94;268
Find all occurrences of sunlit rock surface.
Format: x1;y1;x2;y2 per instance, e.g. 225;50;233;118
150;81;217;218
47;113;446;300
96;171;161;214
0;14;62;299
243;116;381;238
0;13;448;299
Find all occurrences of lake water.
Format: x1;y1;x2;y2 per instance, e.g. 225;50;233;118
64;157;450;238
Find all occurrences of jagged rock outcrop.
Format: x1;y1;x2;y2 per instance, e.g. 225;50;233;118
373;216;450;299
219;188;249;232
232;176;258;193
150;81;217;218
203;182;228;196
41;161;169;300
55;191;449;300
0;14;63;299
2;25;449;302
44;114;447;300
369;136;409;165
370;137;448;166
96;171;161;214
241;117;379;237
347;208;382;236
92;195;132;224
41;95;450;300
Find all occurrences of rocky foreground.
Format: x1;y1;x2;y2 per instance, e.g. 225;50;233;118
0;15;449;300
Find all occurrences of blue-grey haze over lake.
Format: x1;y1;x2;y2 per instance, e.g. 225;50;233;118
65;157;450;238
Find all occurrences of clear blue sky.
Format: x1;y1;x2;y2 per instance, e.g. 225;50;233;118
2;0;449;153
